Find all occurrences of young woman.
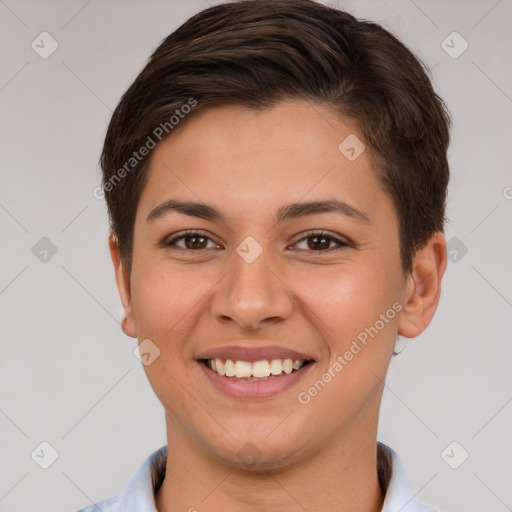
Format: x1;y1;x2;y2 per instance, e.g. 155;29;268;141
78;1;450;510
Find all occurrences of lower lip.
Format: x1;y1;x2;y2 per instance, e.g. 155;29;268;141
198;361;315;399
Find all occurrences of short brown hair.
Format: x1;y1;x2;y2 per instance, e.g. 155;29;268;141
100;0;451;272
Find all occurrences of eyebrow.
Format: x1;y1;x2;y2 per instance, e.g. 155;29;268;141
146;198;370;224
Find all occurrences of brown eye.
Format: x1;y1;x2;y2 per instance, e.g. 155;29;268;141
164;231;219;250
307;234;332;250
183;234;208;249
293;231;349;252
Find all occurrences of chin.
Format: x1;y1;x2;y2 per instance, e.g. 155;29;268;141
208;434;305;473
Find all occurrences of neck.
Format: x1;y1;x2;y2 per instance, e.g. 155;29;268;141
155;415;385;512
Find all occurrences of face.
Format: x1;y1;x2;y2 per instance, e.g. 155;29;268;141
111;100;444;470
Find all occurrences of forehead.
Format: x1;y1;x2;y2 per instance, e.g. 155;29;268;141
138;100;393;227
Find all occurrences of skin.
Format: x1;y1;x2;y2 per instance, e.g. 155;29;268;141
109;100;447;512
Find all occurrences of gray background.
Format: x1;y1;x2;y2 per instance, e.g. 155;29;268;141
1;0;511;510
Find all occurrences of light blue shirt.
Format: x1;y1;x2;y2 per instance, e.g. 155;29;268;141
76;443;438;511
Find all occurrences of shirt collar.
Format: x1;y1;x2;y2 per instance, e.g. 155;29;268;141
379;443;437;512
119;443;435;512
119;445;166;511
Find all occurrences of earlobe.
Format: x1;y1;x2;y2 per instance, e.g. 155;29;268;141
397;232;447;339
108;235;137;338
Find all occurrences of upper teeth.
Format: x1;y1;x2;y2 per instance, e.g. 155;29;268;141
208;358;305;378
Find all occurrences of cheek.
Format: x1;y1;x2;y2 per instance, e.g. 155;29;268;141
293;263;401;416
129;262;210;412
296;261;402;346
130;258;208;346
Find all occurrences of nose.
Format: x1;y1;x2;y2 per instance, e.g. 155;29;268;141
210;247;294;330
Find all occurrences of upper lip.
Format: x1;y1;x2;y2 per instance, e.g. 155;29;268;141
196;345;315;362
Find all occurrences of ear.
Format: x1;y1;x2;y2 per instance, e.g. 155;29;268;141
398;232;447;339
109;235;137;338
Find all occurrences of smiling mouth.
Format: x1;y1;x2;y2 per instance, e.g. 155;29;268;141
200;358;313;381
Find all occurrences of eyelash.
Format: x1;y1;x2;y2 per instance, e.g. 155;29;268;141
162;229;351;253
